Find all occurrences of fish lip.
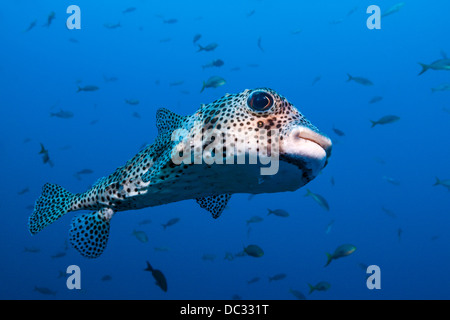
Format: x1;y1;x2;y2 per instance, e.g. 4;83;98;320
294;126;333;158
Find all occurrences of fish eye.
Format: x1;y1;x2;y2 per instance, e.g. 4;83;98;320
247;91;274;112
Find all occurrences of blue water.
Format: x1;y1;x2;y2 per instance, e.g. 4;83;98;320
1;0;449;300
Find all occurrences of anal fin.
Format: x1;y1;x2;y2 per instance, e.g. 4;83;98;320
196;194;231;219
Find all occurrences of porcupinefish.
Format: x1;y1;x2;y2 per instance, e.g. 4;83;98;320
28;88;332;258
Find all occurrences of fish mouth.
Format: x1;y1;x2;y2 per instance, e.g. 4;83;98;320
294;126;332;159
280;126;332;176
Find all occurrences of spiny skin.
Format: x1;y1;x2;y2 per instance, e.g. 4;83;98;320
29;88;332;258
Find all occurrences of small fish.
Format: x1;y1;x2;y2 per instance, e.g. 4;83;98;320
68;38;79;43
154;246;170;252
307;281;331;294
418;59;450;75
443;107;450;114
202;254;216;261
51;251;66;259
431;83;450;93
291;29;302;35
383;175;400;186
169;80;184;87
325;244;356;267
23;247;40;253
381;207;397;218
103;75;118;82
289;288;306;300
232;294;242;300
381;2;405;18
34;286;56;296
267;209;289;218
305;189;329;211
122;7;136;14
39;143;54;167
311;76;321;86
163;18;178;24
24;20;37;32
433;177;450;191
325;220;334;234
138;219;152;226
257;37;264;53
76;169;94;175
397;228;402;242
247;277;260;284
347;6;358;16
162;217;180;229
224;252;234;261
104;22;121;29
50;109;74;119
346;74;373;86
133;112;141;120
74;169;93;180
159;38;172;43
370;115;400;128
77;85;99;93
246;10;256;17
101;275;112;281
243;244;264;258
369;96;383;104
193;34;202;45
132;230;149;243
197;43;218;52
268;273;286;282
330;19;344;25
18;187;30;195
246;216;263;225
200;76;226;93
125;99;140;105
144;261;167;292
330;176;335;186
202;59;224;70
43;11;56;27
332;126;345;137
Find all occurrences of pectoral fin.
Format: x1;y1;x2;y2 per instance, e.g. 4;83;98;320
196;194;231;219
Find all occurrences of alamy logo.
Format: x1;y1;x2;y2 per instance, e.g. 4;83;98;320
66;265;81;289
66;5;81;30
367;5;381;29
170;123;280;176
366;265;381;289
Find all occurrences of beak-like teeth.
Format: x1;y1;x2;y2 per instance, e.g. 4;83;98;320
294;127;332;157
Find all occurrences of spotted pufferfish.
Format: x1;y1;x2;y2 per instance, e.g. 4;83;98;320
28;88;332;258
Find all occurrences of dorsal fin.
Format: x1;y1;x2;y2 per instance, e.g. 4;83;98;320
156;108;184;135
196;194;231;219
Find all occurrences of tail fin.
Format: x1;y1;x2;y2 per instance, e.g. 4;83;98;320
433;177;441;186
307;283;315;294
76;86;81;93
267;209;273;215
304;189;312;197
144;261;154;272
324;252;333;267
28;183;75;234
346;74;353;82
200;81;206;93
370;120;378;128
418;63;429;76
197;44;204;52
69;208;113;258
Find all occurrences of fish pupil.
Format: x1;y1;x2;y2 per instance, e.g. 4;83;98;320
248;92;273;111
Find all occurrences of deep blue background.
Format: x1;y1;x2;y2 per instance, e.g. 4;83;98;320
1;0;449;300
